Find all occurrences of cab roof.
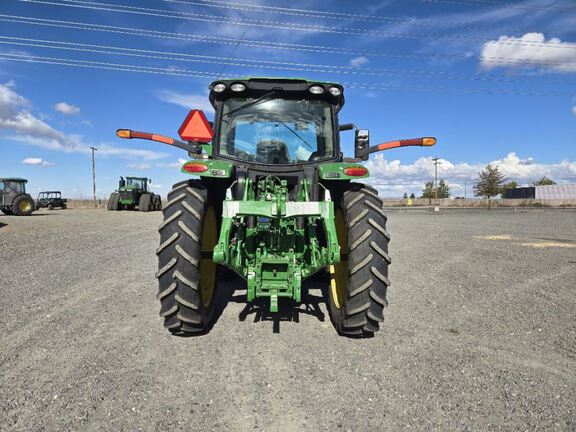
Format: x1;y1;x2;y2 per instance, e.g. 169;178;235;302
208;77;345;111
0;178;27;182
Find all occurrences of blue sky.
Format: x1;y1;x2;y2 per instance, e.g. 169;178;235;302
0;0;575;198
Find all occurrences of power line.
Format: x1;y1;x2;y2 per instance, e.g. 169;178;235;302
1;14;574;68
1;35;573;85
0;51;572;96
419;0;576;11
164;0;411;24
15;0;576;49
163;0;538;33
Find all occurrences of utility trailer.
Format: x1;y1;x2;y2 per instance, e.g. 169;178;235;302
36;191;67;210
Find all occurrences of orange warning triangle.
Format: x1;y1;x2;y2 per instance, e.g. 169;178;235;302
178;110;214;142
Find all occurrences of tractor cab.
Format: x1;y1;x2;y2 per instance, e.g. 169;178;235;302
209;79;343;167
121;176;149;192
1;178;27;197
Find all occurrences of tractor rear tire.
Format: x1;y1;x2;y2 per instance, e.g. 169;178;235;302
155;196;163;211
328;183;391;337
139;194;151;212
107;193;119;211
156;180;218;335
11;195;35;216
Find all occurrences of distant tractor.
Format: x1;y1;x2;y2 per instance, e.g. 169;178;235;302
0;178;35;216
107;176;162;211
36;191;67;210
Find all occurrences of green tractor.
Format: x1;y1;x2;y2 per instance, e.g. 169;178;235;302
107;176;162;211
0;178;35;216
117;78;436;337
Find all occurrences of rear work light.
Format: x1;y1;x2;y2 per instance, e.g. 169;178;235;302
328;86;342;96
183;162;209;173
343;166;368;177
230;83;246;92
309;85;324;94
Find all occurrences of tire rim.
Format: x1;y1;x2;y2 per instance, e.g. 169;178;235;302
19;200;32;213
330;208;347;310
199;207;217;306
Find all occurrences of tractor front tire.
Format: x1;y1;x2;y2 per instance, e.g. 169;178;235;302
139;194;151;212
328;184;391;337
1;208;14;215
156;180;218;335
11;195;35;216
107;193;119;211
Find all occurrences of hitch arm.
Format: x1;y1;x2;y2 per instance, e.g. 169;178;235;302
116;129;202;154
359;137;437;158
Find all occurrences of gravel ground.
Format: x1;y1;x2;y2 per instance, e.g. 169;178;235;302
0;208;575;431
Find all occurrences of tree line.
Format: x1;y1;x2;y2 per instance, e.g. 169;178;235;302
402;169;556;201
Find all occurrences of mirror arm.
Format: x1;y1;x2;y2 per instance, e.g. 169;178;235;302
116;129;205;154
359;138;437;158
339;123;356;131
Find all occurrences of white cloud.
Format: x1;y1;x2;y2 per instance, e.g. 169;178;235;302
22;157;53;167
572;104;576;116
54;102;80;115
156;90;214;113
349;56;369;68
366;152;576;197
0;83;169;161
157;158;189;169
127;162;152;169
480;33;576;72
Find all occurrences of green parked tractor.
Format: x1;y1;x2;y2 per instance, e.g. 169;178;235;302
0;178;35;216
117;77;436;337
107;176;162;211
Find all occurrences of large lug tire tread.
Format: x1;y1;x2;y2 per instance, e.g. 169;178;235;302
139;194;151;212
156;180;215;335
11;195;34;216
1;208;14;215
107;193;119;211
331;183;391;337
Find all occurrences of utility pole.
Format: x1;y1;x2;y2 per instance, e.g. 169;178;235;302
90;146;98;208
432;156;441;206
464;182;467;199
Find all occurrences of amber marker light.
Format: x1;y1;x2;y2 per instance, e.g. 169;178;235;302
116;129;132;139
422;137;437;146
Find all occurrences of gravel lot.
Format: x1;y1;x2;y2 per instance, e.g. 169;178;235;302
1;208;575;431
